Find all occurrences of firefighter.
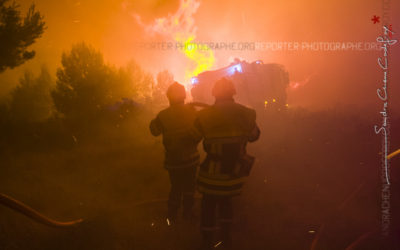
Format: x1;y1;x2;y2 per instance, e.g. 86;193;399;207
194;77;260;249
149;82;201;223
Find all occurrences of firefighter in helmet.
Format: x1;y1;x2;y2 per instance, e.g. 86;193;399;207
149;82;202;223
194;77;260;249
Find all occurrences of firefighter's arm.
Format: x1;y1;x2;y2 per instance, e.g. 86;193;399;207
193;117;204;137
248;109;260;142
149;116;163;136
248;124;260;142
189;126;203;143
190;107;203;143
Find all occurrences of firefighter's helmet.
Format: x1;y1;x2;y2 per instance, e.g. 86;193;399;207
212;77;236;99
166;82;186;102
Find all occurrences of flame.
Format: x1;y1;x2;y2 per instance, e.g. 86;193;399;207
134;0;215;87
179;36;215;80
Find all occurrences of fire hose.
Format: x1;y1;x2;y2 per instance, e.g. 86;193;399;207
0;193;83;228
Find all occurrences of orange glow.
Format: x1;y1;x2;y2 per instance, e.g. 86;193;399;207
133;0;215;88
1;0;399;111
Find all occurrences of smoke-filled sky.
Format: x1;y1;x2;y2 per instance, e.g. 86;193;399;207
1;0;399;112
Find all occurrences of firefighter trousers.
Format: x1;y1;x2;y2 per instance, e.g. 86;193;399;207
201;194;233;248
167;167;197;220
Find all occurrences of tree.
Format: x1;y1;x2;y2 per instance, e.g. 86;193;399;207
52;42;158;130
9;66;54;123
0;0;45;72
52;43;155;120
52;43;115;121
156;70;173;94
120;60;154;102
153;70;174;106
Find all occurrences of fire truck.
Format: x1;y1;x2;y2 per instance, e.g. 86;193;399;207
190;59;289;111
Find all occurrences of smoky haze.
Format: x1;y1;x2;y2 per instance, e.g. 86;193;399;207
1;1;400;249
0;0;399;112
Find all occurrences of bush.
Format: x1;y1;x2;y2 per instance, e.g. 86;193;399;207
9;66;54;123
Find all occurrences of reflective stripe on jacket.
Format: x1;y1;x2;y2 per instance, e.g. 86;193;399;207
195;99;260;196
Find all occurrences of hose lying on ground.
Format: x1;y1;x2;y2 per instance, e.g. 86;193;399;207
0;193;83;228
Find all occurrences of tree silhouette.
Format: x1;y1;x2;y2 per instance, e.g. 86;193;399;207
0;0;45;72
9;66;54;123
52;43;154;124
153;70;174;106
52;43;115;121
156;70;173;94
121;60;154;102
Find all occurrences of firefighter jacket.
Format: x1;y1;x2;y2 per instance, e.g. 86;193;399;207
194;99;260;196
150;103;202;170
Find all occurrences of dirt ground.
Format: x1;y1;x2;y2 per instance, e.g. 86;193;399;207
0;109;399;250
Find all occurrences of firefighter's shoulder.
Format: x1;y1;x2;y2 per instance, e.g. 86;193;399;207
158;105;198;124
196;103;255;119
196;104;214;118
183;103;199;114
230;102;257;121
157;106;175;120
222;102;256;121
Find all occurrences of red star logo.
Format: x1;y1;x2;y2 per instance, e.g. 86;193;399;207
371;15;380;24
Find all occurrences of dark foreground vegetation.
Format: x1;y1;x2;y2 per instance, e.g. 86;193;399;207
0;103;399;250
